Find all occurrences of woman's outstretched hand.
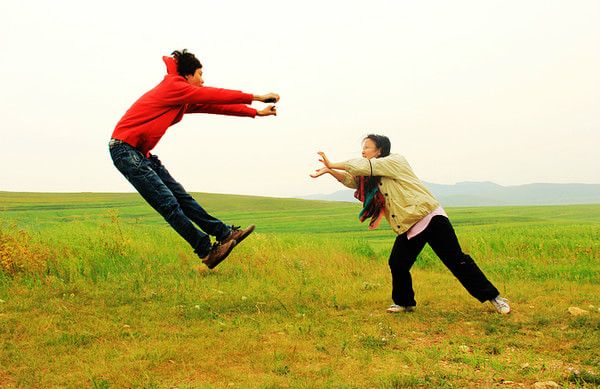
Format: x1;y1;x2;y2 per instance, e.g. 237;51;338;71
312;151;347;179
317;151;331;168
310;167;330;178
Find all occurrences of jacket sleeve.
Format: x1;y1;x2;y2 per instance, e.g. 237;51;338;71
339;172;358;189
185;104;257;117
343;154;403;178
163;78;254;105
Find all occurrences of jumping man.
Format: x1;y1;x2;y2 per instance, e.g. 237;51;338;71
109;49;279;268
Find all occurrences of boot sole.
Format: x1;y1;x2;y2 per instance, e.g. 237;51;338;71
204;240;237;269
234;224;255;245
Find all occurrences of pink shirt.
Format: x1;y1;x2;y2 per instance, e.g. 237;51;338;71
407;206;447;239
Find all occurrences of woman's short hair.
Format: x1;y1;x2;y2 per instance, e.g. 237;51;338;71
171;49;202;77
364;134;391;157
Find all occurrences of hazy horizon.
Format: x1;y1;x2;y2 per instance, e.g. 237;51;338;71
1;0;599;198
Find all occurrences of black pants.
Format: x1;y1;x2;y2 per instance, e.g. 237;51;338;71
388;215;499;306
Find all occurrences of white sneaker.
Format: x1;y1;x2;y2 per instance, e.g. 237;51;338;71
490;296;511;314
386;304;416;313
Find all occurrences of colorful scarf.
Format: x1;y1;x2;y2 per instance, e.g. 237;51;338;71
354;176;386;230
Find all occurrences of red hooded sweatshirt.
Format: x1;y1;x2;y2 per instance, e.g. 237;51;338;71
111;56;257;156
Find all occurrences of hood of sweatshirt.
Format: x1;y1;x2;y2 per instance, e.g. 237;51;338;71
162;55;178;75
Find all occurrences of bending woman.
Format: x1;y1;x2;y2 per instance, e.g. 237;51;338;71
310;134;510;314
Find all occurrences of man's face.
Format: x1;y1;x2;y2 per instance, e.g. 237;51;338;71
185;68;204;87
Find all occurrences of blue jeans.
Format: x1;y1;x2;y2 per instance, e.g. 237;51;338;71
109;140;230;258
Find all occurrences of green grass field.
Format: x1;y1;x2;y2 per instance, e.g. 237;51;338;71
1;192;599;388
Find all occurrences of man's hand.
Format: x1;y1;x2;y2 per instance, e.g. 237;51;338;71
257;105;277;116
310;167;330;178
253;93;280;103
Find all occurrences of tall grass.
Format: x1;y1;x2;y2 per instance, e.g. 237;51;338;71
0;193;598;387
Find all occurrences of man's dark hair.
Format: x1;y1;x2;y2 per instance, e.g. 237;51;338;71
171;49;202;77
364;134;391;158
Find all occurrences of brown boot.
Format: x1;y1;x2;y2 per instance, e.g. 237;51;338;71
202;240;237;269
220;225;255;245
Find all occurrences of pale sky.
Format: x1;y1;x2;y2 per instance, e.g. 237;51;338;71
1;0;598;198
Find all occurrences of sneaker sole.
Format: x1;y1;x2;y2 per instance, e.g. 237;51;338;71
387;307;416;313
205;240;237;269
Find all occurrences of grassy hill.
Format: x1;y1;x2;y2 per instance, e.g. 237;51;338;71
0;192;599;387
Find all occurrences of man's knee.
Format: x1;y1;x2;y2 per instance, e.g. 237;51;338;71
151;197;181;220
163;200;183;219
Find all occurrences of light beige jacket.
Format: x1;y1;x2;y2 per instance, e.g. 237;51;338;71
341;153;439;235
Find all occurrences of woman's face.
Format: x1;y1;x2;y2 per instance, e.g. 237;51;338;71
362;138;381;159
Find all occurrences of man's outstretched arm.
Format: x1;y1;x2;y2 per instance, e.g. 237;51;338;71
186;104;277;117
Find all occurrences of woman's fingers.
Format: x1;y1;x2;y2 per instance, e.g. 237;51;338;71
310;167;328;178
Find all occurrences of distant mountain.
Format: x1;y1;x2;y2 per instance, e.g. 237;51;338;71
302;190;359;202
299;182;600;206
